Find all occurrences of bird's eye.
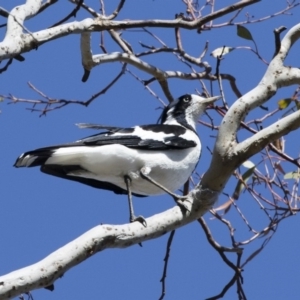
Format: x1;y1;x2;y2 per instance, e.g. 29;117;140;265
183;97;190;102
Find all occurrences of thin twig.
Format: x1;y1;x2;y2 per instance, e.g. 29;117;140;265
106;0;126;20
0;58;13;73
158;230;175;300
273;26;287;58
49;0;83;28
3;66;126;115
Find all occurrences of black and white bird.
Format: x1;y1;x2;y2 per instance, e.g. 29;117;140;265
14;94;220;226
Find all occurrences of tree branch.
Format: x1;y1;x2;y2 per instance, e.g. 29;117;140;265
0;186;219;299
0;0;259;60
87;52;174;102
200;23;300;191
236;109;300;161
48;0;83;28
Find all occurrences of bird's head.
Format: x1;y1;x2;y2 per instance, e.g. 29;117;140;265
160;94;221;131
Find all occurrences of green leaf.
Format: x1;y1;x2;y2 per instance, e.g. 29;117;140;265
284;171;300;179
237;25;253;41
210;46;234;58
278;98;292;109
233;165;256;200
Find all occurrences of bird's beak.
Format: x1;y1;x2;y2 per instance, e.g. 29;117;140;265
201;95;222;104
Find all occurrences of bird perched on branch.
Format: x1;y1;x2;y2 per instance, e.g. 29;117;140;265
14;94;220;226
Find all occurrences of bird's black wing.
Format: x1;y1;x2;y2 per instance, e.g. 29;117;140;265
76;124;197;150
14;124;197;196
14;124;197;168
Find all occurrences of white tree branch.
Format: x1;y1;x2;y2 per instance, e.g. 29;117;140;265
0;187;219;299
199;23;300;191
80;32;94;71
217;23;300;155
236;109;300;159
89;52;174;102
2;0;42;57
0;0;258;60
5;0;42;36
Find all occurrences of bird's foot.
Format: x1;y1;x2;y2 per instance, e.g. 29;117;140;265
175;196;192;213
130;215;147;227
124;175;147;228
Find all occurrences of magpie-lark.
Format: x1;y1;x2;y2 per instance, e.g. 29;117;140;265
14;94;220;226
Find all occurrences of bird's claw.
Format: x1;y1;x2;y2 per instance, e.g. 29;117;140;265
175;195;188;201
176;197;191;213
131;215;147;227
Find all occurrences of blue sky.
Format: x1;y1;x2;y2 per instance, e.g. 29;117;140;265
1;1;300;299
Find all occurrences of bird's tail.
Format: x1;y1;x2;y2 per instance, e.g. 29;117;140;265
14;147;57;168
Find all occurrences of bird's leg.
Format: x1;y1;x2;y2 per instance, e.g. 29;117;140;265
124;175;147;227
139;167;190;212
140;167;185;199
